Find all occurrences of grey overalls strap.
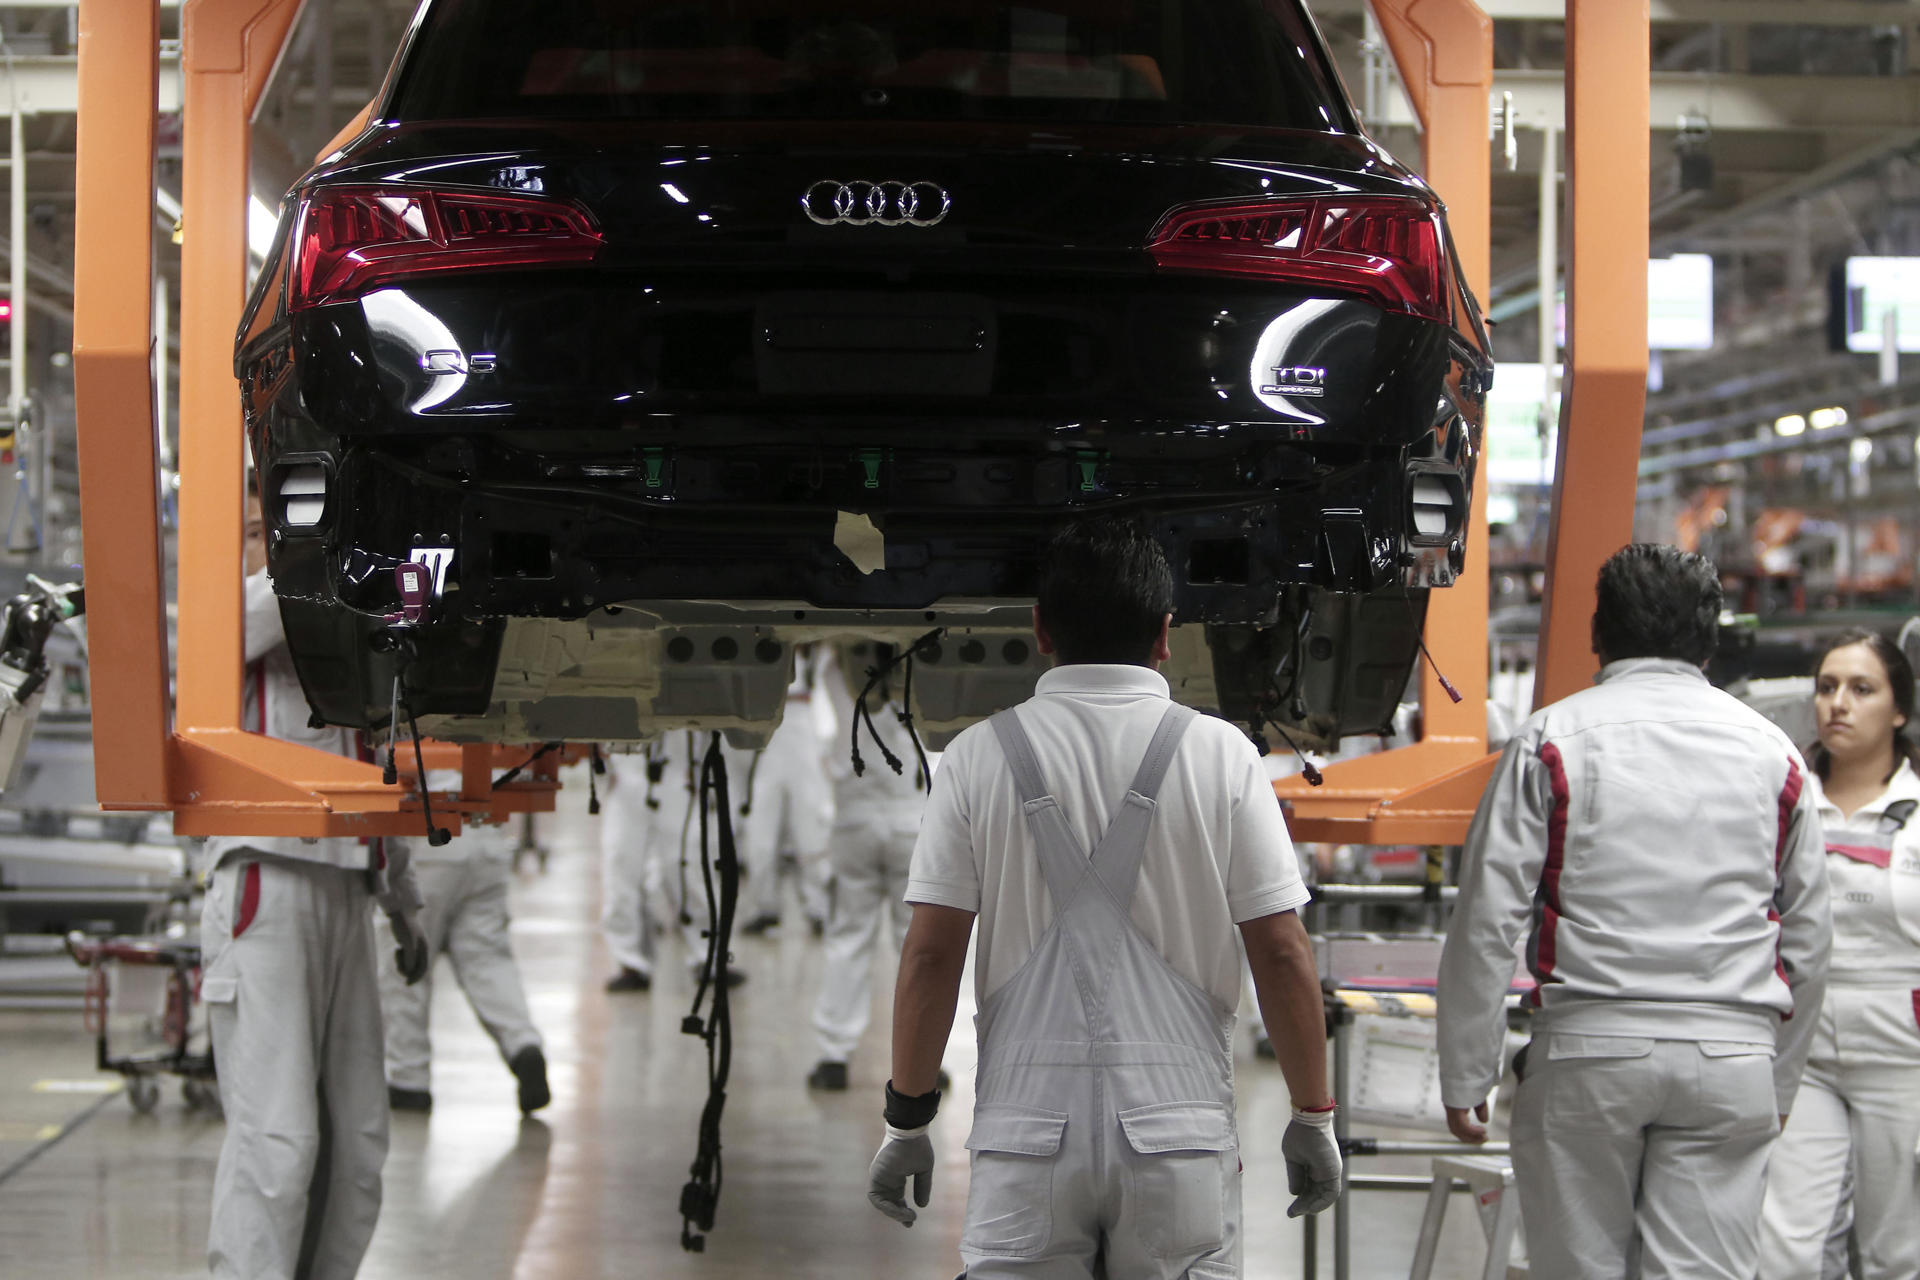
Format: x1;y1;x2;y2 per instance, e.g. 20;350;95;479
961;701;1241;1277
1828;798;1918;869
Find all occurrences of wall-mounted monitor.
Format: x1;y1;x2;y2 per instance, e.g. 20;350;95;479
1486;362;1561;487
1647;253;1715;351
1830;256;1920;353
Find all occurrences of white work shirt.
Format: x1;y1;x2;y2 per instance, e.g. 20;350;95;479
906;663;1309;1009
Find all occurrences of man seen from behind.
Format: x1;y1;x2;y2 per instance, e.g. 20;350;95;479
867;517;1342;1278
1438;543;1832;1280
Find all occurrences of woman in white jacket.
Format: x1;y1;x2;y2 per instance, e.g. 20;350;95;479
1759;628;1920;1280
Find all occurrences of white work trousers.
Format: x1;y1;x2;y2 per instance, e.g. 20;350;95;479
741;711;834;924
374;843;541;1092
601;754;742;975
1510;1031;1778;1280
600;778;703;974
1758;984;1920;1280
201;855;387;1280
811;802;920;1062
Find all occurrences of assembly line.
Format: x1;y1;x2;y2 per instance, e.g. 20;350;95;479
6;0;1920;1278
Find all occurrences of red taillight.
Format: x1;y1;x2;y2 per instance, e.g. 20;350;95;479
289;186;604;310
1149;197;1450;323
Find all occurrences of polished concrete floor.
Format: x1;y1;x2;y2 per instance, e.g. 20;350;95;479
0;772;1495;1278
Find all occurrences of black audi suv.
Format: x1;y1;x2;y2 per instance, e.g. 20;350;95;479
237;0;1490;750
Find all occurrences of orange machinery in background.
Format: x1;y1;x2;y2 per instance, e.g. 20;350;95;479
71;0;1650;840
1278;0;1651;845
72;0;563;837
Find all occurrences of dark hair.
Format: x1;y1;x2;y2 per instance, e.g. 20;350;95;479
1592;543;1723;666
1806;628;1920;781
1036;517;1175;666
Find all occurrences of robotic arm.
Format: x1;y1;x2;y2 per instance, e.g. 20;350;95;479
0;575;83;793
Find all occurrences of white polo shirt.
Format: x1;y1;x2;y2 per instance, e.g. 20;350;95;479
906;663;1310;1009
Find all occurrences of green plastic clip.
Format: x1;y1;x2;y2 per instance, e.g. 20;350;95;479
1075;451;1104;493
859;448;884;490
643;448;666;489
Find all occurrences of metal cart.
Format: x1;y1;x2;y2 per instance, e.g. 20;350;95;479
65;931;217;1114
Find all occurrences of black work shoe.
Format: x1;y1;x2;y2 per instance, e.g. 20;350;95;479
604;967;651;993
1254;1035;1277;1061
807;1060;849;1091
740;913;781;936
510;1047;551;1114
389;1086;433;1113
937;1069;952;1092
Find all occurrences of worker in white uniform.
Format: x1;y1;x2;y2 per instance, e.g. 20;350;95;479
1439;543;1832;1280
1759;628;1920;1280
200;503;428;1280
600;732;749;992
804;644;926;1091
868;518;1343;1277
740;645;835;935
375;783;548;1116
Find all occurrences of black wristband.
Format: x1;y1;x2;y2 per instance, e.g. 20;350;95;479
884;1080;942;1130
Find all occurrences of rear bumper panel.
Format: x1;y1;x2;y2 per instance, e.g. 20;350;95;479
285;276;1463;449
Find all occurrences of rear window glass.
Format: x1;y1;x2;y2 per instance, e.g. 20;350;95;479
389;0;1352;132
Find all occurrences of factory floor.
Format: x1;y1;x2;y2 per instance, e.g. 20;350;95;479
0;776;1498;1278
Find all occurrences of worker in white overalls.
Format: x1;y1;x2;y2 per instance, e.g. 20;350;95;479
201;504;428;1280
1440;544;1832;1280
1759;629;1920;1280
868;520;1342;1276
805;644;925;1091
375;776;548;1116
739;644;835;936
600;732;751;992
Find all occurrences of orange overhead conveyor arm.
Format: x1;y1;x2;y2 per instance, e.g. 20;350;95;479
1534;0;1652;708
1278;0;1652;844
73;0;561;836
73;0;171;809
1276;0;1495;845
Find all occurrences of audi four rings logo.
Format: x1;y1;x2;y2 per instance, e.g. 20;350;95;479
802;180;952;227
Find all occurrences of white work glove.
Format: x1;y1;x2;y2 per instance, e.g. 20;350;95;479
867;1124;935;1227
388;906;430;985
1281;1105;1343;1218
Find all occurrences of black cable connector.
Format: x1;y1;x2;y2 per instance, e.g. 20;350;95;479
1267;719;1324;788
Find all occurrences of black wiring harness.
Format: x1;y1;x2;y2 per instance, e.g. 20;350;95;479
679;733;740;1253
850;628;942;790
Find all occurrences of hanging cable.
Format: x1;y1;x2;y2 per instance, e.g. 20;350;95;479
896;640;932;791
679;733;739;1253
738;748;762;818
1264;717;1324;788
1403;592;1462;704
491;741;562;789
403;699;453;846
848;628;942;779
587;745;603;815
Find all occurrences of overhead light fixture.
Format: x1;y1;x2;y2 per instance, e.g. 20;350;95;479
1851;437;1874;463
1774;414;1806;437
1810;406;1849;430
